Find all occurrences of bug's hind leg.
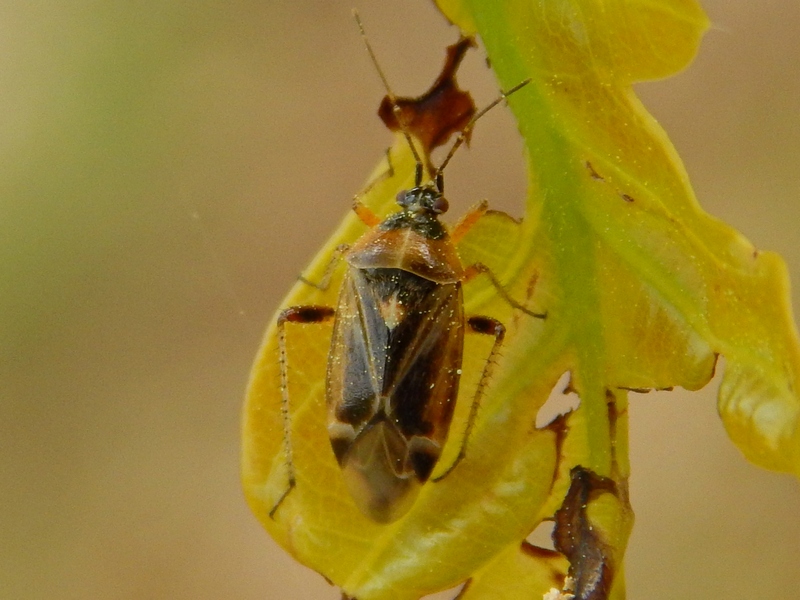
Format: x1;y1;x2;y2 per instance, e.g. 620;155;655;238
432;315;505;482
451;200;547;320
270;305;335;519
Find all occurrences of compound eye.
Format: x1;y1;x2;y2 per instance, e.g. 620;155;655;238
396;190;409;207
431;196;449;214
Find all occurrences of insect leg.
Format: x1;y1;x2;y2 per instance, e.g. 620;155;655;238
351;144;404;228
299;146;397;291
351;200;382;228
271;305;336;519
433;315;505;482
356;146;396;197
464;262;547;319
450;199;489;244
298;244;349;291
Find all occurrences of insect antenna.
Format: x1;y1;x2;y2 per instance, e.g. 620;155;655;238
435;78;532;187
353;9;424;187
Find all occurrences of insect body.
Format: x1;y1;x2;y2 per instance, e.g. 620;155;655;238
328;184;470;521
276;175;544;522
270;15;545;524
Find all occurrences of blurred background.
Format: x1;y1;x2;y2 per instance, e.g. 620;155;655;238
1;1;798;598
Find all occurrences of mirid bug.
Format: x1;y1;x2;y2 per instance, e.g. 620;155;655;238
271;13;546;523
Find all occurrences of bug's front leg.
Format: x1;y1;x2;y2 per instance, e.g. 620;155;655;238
433;315;505;482
296;190;385;292
271;305;335;519
297;245;349;291
464;262;547;320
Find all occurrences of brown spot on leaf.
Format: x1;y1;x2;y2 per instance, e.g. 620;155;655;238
552;467;618;600
520;541;566;588
585;161;604;181
620;193;635;203
562;373;577;395
543;411;571;488
709;353;720;379
378;37;477;163
618;386;652;394
521;539;562;561
618;385;673;393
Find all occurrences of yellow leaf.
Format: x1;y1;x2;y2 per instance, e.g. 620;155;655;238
243;0;800;598
435;0;800;477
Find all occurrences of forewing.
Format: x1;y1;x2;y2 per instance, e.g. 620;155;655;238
384;281;465;449
327;268;387;431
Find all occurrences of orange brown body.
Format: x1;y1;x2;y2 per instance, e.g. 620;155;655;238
326;186;467;522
